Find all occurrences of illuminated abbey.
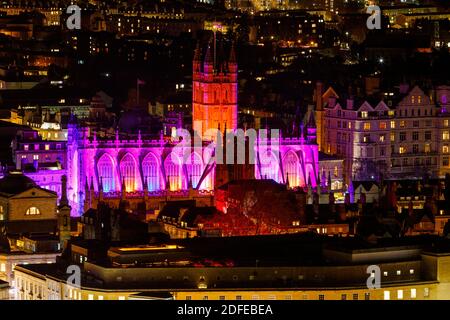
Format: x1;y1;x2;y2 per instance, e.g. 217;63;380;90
66;42;320;215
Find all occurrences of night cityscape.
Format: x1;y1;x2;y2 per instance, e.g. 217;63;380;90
0;0;449;308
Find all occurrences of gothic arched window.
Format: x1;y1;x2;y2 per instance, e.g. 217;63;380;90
97;154;116;192
283;151;300;187
186;153;203;189
120;154;137;192
164;154;182;191
258;150;280;183
142;153;160;191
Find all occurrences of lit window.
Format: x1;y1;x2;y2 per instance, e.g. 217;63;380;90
390;132;395;142
443;145;449;153
0;263;5;272
379;134;385;142
118;296;126;300
444;120;449;127
444;131;450;140
383;271;388;277
98;296;103;300
45;144;50;151
400;121;405;128
396;270;401;275
384;291;390;300
33;155;39;160
361;111;368;118
399;147;406;154
397;290;403;299
26;207;40;215
411;289;416;299
363;123;371;130
88;294;94;300
390;121;395;129
24;145;29;151
424;288;429;297
379;122;387;129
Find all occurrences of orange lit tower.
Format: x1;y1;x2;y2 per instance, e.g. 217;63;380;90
192;41;238;140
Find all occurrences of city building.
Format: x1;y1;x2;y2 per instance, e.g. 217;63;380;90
0;279;8;300
0;172;74;289
12;234;450;300
63;42;320;215
320;84;450;182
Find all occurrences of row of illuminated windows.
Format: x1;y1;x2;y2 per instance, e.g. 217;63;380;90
40;132;67;140
360;107;433;119
21;154;62;161
397;144;434;154
397;144;450;154
338;143;444;159
359;132;435;144
363;120;434;131
358;133;436;144
187;295;287;301
184;287;428;301
332;119;449;132
384;288;429;300
23;143;62;151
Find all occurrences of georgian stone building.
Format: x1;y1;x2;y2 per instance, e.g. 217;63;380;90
319;84;450;182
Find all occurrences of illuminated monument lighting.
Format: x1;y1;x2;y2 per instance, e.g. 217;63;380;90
65;42;319;215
